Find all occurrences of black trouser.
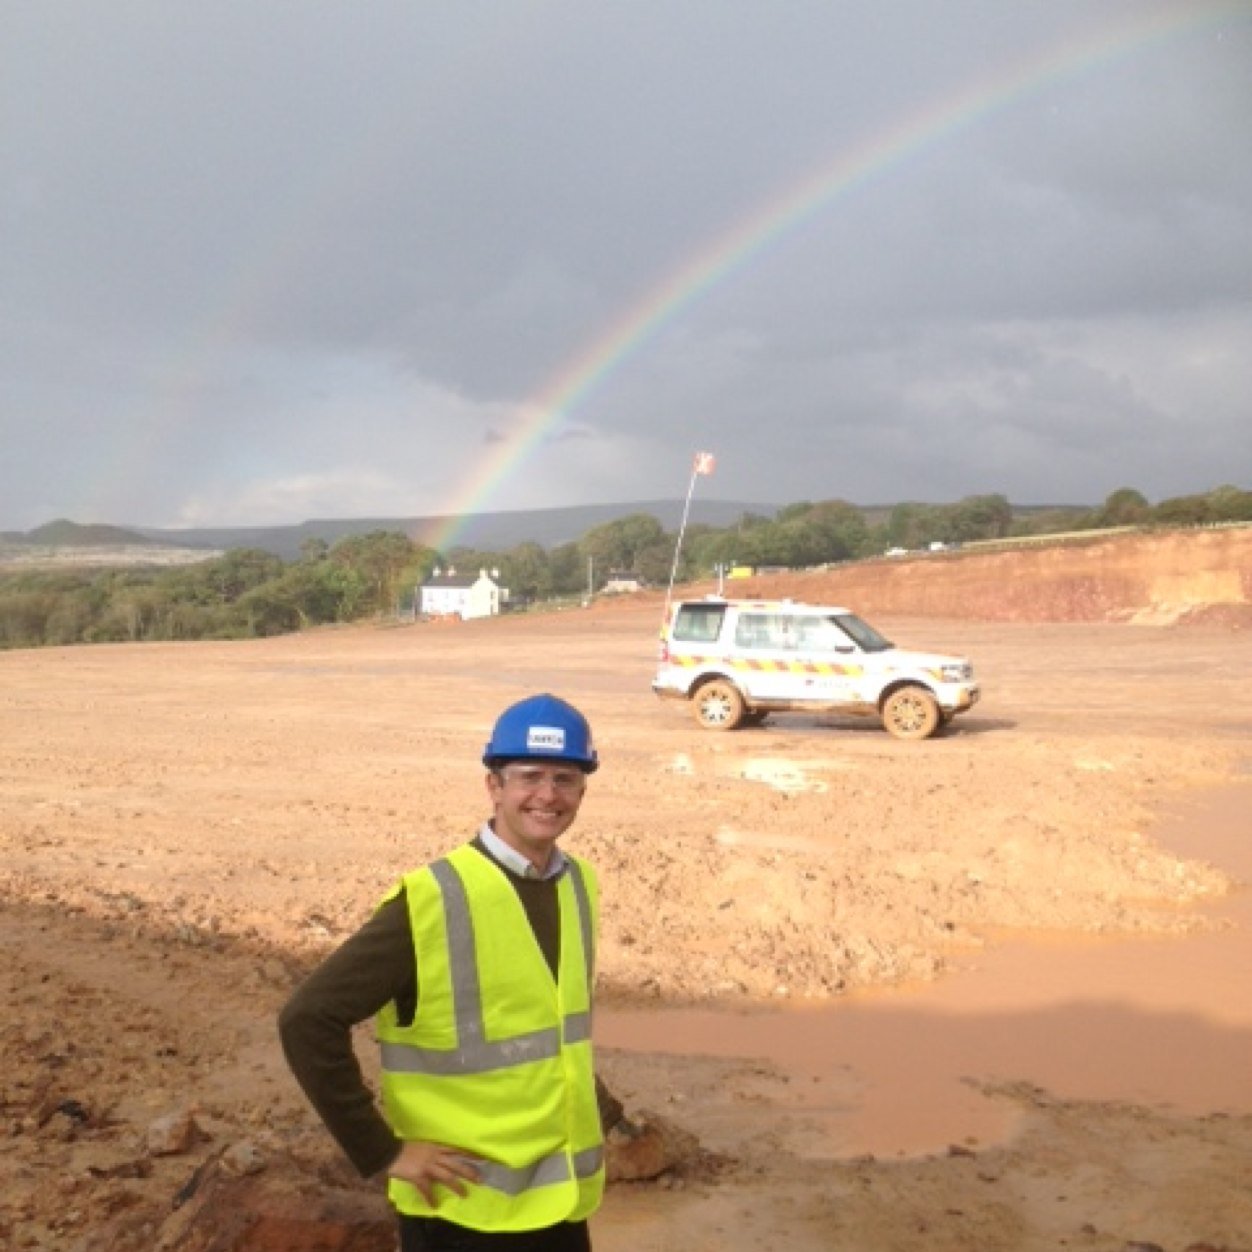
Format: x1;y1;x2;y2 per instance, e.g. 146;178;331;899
398;1216;591;1251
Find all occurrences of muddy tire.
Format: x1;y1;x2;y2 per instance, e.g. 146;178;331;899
692;680;746;731
881;685;941;740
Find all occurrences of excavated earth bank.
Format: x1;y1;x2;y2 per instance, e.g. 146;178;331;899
2;527;1251;1251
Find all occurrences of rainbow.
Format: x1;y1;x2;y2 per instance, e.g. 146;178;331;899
423;0;1246;554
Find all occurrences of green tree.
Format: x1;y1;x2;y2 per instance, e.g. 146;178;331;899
162;549;284;608
330;531;429;615
885;502;944;551
546;543;585;597
0;590;54;647
235;582;303;636
685;526;740;573
736;512;772;531
1153;493;1213;526
300;537;330;563
949;494;1013;543
579;513;667;578
204;549;285;603
44;591;97;645
805;500;871;561
1204;484;1252;522
774;501;814;524
502;542;551;601
1097;488;1150;527
283;561;366;624
635;539;680;586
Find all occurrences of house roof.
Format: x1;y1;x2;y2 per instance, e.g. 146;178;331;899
421;573;476;589
421;570;502;590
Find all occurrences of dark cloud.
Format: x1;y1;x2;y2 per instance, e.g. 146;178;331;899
2;1;1248;527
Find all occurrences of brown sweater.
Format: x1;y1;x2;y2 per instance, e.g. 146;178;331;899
278;839;618;1178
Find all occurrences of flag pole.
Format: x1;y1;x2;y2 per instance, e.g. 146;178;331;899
663;452;711;630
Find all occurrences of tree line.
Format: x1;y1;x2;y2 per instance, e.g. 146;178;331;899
1;484;1248;650
0;534;430;649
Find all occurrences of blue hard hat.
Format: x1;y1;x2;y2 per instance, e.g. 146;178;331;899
483;693;599;773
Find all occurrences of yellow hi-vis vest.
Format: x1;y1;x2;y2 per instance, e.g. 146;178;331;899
376;845;605;1231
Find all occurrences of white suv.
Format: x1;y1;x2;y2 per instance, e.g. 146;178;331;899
653;598;979;740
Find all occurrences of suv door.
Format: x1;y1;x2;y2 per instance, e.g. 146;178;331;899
733;611;865;706
657;602;728;693
793;613;864;704
731;611;810;701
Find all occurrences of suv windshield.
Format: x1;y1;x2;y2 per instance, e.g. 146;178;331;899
833;613;893;652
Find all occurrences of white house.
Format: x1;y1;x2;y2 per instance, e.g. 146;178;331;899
419;568;506;620
602;570;646;594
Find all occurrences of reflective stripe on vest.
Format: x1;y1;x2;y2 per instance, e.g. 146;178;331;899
466;1144;605;1196
379;856;596;1079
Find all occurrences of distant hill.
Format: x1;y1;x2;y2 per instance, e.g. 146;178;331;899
11;498;1094;563
129;499;781;560
0;518;220;570
23;518;159;548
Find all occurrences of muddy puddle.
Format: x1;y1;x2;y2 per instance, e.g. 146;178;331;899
599;780;1252;1159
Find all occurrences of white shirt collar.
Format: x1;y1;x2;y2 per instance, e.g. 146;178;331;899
479;821;567;881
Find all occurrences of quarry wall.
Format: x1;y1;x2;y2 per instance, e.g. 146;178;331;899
729;526;1252;625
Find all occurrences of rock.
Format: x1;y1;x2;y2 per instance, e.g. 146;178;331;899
147;1108;201;1157
55;1098;91;1125
259;960;289;987
221;1140;266;1177
605;1111;702;1183
151;1154;393;1252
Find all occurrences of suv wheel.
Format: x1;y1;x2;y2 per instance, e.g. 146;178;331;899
693;680;746;731
881;685;941;740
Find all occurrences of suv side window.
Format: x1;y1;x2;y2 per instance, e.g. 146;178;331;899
796;616;851;651
735;612;801;650
673;604;726;643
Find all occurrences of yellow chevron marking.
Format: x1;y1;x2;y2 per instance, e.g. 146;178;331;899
669;655;863;678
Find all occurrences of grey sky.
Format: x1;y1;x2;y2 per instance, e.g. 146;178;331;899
3;1;1249;531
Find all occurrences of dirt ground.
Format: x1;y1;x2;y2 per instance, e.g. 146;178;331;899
3;554;1252;1250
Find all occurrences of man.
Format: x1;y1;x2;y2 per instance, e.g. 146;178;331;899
280;693;612;1251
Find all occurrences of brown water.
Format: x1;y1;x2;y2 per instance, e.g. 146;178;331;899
598;781;1252;1158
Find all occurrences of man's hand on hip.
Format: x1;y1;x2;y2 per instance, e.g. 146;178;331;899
390;1141;482;1206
